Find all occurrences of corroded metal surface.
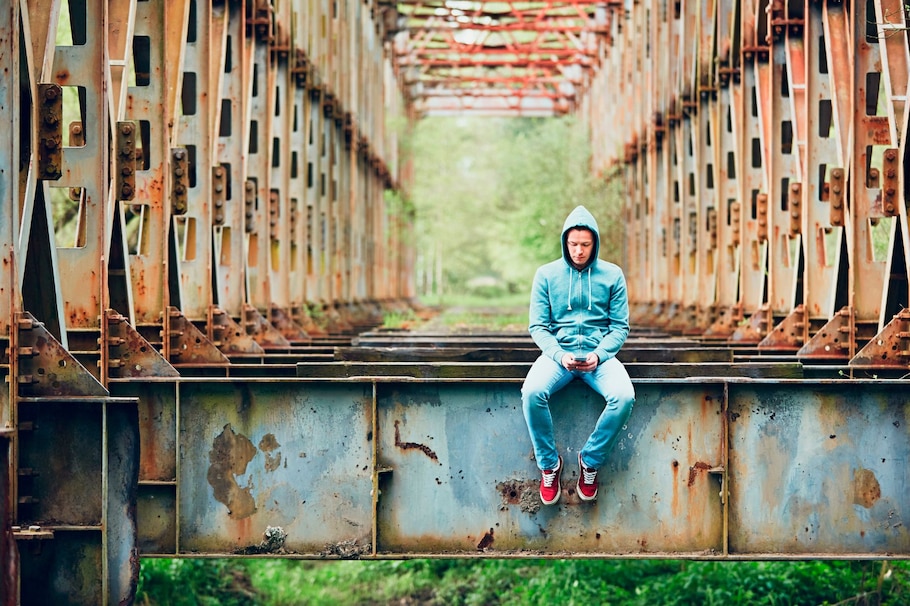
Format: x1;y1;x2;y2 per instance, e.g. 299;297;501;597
728;382;910;555
177;381;375;555
108;376;909;559
375;381;725;554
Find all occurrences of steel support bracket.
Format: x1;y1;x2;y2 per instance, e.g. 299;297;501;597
212;165;226;226
850;309;910;368
797;306;853;360
292;304;329;338
788;182;802;236
163;306;230;365
15;312;107;397
756;193;769;242
208;306;265;355
242;304;291;349
665;304;698;335
105;310;178;378
270;304;310;343
703;305;738;339
882;148;900;216
730;303;771;344
829;167;845;225
758;305;806;351
170;147;189;215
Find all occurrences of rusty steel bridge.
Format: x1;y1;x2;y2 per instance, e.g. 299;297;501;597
2;0;910;604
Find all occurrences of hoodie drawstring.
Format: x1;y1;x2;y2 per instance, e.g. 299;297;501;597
587;268;592;310
567;267;593;311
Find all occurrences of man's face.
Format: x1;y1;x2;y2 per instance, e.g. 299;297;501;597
566;228;594;269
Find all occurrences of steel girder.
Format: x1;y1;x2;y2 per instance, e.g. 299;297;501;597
116;375;908;560
393;0;617;116
588;0;910;371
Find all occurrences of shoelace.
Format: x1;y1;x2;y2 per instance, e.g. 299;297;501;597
542;469;557;487
581;467;597;485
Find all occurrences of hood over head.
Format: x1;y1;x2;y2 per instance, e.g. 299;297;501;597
561;205;600;269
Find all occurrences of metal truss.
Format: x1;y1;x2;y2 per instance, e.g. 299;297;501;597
586;0;910;372
393;0;617;115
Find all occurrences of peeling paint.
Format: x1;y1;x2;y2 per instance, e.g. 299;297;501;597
207;423;258;519
259;433;282;472
853;468;881;509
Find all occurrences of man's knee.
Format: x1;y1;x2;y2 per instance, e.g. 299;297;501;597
521;385;549;407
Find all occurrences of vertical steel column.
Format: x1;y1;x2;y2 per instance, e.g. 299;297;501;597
732;0;773;343
212;1;250;325
265;6;299;337
123;0;180;335
173;0;216;322
692;0;720;333
704;2;743;338
50;0;110;369
794;1;851;360
667;0;701;332
852;0;910;368
645;0;673;326
758;0;805;351
287;13;316;336
244;10;276;317
848;0;891;341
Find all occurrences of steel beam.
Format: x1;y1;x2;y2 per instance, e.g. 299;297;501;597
107;375;910;558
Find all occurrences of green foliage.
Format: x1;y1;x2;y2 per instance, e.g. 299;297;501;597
138;558;910;606
407;116;620;300
382;309;419;329
136;558;260;605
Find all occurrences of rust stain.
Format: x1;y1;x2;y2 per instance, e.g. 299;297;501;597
259;433;280;451
477;527;494;551
852;468;881;509
671;460;680;515
394;419;440;464
687;461;711;487
207;423;258;519
259;433;282;472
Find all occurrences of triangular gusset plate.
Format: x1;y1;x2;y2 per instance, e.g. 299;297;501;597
16;311;108;397
851;310;910;369
106;309;179;378
165;306;230;365
210;307;265;355
243;304;291;349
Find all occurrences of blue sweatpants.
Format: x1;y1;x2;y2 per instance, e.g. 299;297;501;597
521;354;635;471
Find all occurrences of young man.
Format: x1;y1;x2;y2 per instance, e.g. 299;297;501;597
521;205;635;505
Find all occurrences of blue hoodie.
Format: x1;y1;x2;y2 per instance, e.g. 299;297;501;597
528;205;630;364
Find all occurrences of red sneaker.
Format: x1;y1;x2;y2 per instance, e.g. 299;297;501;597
577;453;598;501
539;456;562;505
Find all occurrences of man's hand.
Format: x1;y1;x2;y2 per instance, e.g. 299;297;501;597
562;353;598;372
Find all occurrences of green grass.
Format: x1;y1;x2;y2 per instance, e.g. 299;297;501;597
137;558;910;605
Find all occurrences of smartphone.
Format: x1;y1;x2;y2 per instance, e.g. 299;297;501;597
573;356;587;363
